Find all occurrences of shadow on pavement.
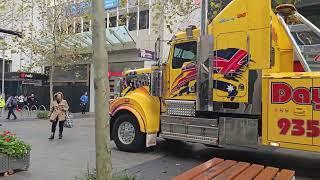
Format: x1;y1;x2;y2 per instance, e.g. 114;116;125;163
120;139;319;179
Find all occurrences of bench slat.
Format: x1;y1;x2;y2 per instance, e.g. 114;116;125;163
212;162;250;180
193;160;237;180
234;164;264;180
275;169;295;180
172;158;224;180
255;167;280;180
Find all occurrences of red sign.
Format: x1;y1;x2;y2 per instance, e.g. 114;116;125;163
108;71;122;78
271;82;320;110
278;118;320;137
19;72;33;79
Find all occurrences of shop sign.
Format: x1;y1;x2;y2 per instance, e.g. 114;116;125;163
108;71;123;78
139;49;155;60
105;0;119;10
20;73;34;79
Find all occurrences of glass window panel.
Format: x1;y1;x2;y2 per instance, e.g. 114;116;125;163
109;16;117;28
128;12;137;31
139;10;149;30
119;14;126;26
83;21;90;32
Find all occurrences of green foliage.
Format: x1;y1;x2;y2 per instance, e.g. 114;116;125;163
0;131;31;158
37;111;49;119
152;0;226;34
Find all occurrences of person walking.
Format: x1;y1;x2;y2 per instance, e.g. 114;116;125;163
80;92;88;114
48;92;69;140
27;94;36;109
0;95;5;113
0;95;5;124
6;94;17;120
18;94;24;109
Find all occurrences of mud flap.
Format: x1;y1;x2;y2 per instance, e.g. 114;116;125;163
146;133;157;147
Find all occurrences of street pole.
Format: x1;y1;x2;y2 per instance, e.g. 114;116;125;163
91;0;112;179
200;0;208;36
1;49;5;117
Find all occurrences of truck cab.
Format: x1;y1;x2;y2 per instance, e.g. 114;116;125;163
110;0;320;153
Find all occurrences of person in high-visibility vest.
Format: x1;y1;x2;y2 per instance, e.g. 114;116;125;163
0;95;5;126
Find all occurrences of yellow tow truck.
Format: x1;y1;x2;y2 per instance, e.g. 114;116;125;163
110;0;320;153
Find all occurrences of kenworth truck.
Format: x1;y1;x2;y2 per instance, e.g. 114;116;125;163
110;0;320;153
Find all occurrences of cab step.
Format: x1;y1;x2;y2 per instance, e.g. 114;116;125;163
159;115;218;145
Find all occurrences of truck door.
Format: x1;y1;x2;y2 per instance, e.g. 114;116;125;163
267;78;313;145
312;79;320;146
168;41;197;100
213;32;249;103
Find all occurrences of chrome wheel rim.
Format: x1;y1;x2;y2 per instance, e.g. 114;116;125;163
118;121;135;145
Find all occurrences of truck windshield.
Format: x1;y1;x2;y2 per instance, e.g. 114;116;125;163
172;41;197;69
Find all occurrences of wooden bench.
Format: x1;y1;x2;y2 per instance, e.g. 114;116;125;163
173;158;295;180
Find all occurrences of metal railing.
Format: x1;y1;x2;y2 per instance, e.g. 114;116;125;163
15;105;48;119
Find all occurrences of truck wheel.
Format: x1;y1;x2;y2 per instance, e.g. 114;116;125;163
112;114;145;152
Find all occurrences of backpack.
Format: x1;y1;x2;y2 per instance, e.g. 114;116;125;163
8;97;17;107
12;98;17;106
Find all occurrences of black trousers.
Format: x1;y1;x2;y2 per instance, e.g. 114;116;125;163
7;107;17;119
81;103;87;114
51;120;65;134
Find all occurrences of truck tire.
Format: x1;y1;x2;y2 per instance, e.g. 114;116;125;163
112;114;146;152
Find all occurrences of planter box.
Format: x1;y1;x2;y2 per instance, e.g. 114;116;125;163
8;151;30;171
0;151;30;173
0;153;8;173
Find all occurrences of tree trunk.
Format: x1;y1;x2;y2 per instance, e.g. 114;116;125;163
92;0;112;180
49;65;54;108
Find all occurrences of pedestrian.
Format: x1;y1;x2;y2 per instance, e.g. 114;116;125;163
0;95;5;121
48;92;69;140
0;95;5;112
23;94;28;105
80;92;88;114
18;94;24;109
14;96;22;112
6;94;17;120
27;93;38;109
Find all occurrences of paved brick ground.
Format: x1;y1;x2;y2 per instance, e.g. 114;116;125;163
0;117;165;180
0;115;318;180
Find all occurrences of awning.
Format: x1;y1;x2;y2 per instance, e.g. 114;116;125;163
37;26;136;53
73;26;136;52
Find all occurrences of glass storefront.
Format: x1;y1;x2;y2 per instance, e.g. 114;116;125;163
297;1;320;28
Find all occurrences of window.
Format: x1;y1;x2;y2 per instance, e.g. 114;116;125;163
109;16;117;28
83;21;90;32
172;42;197;69
118;15;126;26
75;21;81;33
128;12;137;31
67;24;74;34
139;10;149;30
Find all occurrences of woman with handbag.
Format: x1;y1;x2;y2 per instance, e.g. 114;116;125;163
48;92;69;140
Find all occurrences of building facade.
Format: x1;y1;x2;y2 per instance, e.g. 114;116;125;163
44;0;161;112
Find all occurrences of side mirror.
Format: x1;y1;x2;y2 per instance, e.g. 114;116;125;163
150;69;162;97
155;37;161;64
